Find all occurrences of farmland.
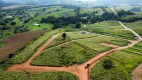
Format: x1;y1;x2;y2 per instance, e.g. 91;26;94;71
0;30;46;62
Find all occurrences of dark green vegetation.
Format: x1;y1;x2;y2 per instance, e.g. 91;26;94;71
31;43;96;66
90;41;142;80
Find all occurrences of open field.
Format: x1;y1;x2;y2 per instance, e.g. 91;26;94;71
11;29;63;64
124;21;142;36
31;42;96;66
0;30;46;62
83;21;136;40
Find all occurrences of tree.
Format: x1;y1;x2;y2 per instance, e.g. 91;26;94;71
9;53;14;58
103;59;113;69
62;33;67;40
75;23;81;29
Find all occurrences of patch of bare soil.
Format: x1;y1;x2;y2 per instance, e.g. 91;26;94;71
132;64;142;80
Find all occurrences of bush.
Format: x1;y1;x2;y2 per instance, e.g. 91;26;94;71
103;59;113;69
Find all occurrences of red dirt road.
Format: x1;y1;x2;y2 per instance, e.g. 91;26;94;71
7;33;141;80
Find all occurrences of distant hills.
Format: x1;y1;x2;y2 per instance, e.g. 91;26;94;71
2;0;142;5
2;0;76;5
96;0;142;4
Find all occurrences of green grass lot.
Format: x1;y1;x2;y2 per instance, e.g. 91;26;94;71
31;42;96;66
75;35;129;52
90;42;142;80
11;29;63;64
66;32;99;39
124;20;142;36
83;21;136;40
0;71;78;80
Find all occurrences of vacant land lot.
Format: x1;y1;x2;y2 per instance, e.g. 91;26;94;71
75;35;130;53
31;42;96;66
66;32;99;39
90;57;130;80
90;42;142;80
124;21;142;36
0;30;46;62
83;21;136;39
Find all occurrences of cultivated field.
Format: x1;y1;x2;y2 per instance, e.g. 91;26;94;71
0;30;46;62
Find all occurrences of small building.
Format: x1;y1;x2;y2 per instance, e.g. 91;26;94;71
33;23;40;26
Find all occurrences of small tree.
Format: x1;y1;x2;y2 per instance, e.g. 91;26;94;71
103;59;113;69
75;23;81;29
9;53;14;58
62;33;66;40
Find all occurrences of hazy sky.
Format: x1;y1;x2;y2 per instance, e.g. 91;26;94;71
77;0;96;1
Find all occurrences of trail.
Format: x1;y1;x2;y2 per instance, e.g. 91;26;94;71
7;9;142;80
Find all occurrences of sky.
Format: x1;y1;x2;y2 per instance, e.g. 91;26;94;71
77;0;96;1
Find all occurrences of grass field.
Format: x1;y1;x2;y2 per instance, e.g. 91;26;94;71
11;29;63;64
124;20;142;36
0;30;46;62
83;21;136;40
66;32;99;39
31;42;96;66
75;35;130;52
0;71;78;80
